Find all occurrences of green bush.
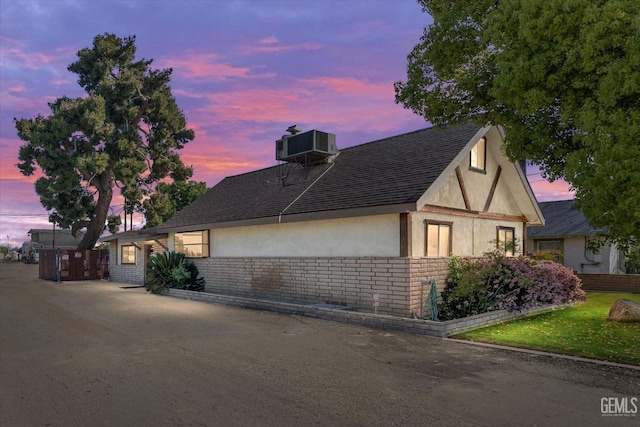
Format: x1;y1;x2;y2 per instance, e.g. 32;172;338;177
439;252;585;320
146;251;205;294
625;245;640;274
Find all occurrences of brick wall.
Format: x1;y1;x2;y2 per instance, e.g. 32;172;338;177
578;274;640;293
191;256;448;317
108;244;145;285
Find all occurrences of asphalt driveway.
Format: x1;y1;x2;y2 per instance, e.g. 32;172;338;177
1;262;638;426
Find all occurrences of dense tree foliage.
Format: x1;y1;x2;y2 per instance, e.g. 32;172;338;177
15;33;195;249
395;0;639;249
143;180;207;229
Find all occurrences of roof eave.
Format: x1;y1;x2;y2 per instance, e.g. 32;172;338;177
157;203;418;233
100;231;168;243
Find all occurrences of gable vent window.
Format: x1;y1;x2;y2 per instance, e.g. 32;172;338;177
470;137;486;172
425;221;452;257
175;231;209;258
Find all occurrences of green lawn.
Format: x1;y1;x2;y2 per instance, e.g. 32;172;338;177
452;292;640;366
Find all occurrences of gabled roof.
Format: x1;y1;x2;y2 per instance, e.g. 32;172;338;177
527;200;601;238
157;123;483;232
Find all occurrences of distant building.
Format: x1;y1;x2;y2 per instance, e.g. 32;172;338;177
28;228;85;250
526;200;625;274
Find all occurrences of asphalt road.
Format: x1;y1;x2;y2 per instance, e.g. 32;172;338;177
1;262;638;426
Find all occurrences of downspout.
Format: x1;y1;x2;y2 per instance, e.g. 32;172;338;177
522;220;527;256
278;156;338;223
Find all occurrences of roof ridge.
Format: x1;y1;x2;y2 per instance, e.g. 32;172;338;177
339;126;434;151
223;123;477;181
539;199;576;205
223;163;280;180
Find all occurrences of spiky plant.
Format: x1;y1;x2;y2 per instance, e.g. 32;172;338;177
146;251;205;294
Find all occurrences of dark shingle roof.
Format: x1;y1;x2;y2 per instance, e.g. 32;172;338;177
527;200;601;238
158;123;481;231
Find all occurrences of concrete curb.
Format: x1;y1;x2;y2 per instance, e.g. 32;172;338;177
444;338;640;370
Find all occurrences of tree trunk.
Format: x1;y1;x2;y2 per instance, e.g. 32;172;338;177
77;171;114;250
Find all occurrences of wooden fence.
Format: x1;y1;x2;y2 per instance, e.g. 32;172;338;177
39;249;109;281
577;273;640;294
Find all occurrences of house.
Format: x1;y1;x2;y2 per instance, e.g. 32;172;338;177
103;123;544;317
526;200;625;274
21;228;85;264
27;228;85;250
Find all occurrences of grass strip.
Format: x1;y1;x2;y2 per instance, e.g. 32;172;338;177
452;292;640;366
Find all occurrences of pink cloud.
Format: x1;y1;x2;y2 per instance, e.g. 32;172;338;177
194;89;302;123
258;36;279;45
6;83;26;93
300;76;389;96
178;128;274;182
159;52;252;80
182;79;423;142
0;37;74;70
241;36;323;54
0;86;57;114
530;179;574;202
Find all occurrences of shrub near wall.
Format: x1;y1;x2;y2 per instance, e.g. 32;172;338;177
146;251;205;294
439;252;586;320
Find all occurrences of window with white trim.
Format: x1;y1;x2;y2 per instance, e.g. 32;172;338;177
121;245;136;264
470;137;486;171
175;231;209;258
425;221;452;257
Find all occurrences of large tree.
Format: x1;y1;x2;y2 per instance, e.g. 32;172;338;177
142;180;207;229
15;33;195;249
395;0;639;249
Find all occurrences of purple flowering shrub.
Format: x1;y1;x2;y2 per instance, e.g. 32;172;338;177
439;252;586;320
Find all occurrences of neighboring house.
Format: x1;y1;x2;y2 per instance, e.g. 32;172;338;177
27;228;85;249
103;123;544;317
526;200;625;274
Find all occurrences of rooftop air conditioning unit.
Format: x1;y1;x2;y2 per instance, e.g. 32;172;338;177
276;129;337;163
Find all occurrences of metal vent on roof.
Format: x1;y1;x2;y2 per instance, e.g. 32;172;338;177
276;129;337;163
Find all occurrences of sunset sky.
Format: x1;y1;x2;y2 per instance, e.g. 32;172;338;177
0;0;573;248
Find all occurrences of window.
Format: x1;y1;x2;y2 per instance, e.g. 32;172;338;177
496;227;516;256
175;231;209;258
425;221;452;257
535;240;563;263
470;137;486;171
121;245;136;264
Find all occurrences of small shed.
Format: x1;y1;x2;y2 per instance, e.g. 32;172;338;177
39;249;109;281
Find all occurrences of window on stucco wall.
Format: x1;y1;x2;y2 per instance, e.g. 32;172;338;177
535;240;564;264
425;221;452;257
175;231;209;258
496;226;516;256
121;245;136;264
470;137;486;172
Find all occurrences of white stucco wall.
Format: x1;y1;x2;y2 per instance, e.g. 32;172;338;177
411;212;524;257
527;236;621;274
205;214;400;257
419;126;541;227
